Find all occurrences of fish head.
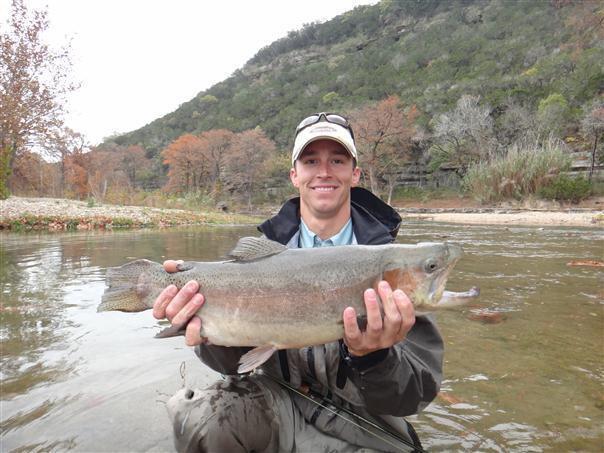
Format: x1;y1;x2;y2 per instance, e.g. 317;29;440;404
382;242;463;311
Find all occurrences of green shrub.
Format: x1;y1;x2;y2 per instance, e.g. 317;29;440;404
538;174;592;203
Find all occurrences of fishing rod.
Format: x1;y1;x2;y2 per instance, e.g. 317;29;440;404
262;371;426;453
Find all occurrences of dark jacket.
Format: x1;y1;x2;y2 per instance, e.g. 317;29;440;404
195;188;443;447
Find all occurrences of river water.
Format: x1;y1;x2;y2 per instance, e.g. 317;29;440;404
1;222;602;452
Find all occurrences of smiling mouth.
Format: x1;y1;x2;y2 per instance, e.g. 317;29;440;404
311;186;338;192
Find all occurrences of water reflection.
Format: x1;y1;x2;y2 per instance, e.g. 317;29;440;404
0;223;602;451
1;239;77;399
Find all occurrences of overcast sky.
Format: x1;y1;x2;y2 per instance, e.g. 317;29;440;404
2;0;377;145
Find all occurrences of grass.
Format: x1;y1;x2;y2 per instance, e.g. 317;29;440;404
462;138;574;203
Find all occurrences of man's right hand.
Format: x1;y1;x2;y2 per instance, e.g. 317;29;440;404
152;260;206;346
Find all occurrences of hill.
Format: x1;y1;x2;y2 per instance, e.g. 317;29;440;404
108;0;603;158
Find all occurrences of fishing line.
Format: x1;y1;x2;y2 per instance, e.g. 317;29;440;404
262;372;424;453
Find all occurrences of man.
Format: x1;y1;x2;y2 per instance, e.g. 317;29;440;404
154;113;443;452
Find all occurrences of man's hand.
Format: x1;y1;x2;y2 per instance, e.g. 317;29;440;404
343;281;415;357
152;260;206;346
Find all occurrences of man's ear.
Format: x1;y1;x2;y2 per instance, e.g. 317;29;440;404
290;167;299;188
352;166;361;186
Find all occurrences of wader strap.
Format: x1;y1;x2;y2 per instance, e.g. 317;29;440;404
278;350;290;382
336;340;348;389
405;419;423;452
307;347;317;380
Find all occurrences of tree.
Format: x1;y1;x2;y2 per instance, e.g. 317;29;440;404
382;106;420;204
0;0;76;199
162;134;208;193
537;93;571;139
496;99;539;148
85;150;123;202
9;151;48;195
350;96;418;200
119;145;151;188
224;128;277;210
198;129;234;195
429;95;495;177
54;128;87;196
581;100;604;181
63;149;90;200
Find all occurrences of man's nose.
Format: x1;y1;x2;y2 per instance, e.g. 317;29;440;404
316;160;331;177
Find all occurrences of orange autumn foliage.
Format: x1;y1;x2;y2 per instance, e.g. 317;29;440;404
162;134;209;194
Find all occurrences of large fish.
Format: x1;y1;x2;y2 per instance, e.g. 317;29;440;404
98;237;463;373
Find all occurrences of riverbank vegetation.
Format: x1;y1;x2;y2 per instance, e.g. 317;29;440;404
1;0;603;210
462;138;575;203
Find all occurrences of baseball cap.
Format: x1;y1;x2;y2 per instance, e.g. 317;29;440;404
291;113;358;164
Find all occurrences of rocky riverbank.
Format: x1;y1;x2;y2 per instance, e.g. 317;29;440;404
0;197;261;231
1;196;603;231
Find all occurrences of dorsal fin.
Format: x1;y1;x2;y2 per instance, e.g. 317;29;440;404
227;237;287;262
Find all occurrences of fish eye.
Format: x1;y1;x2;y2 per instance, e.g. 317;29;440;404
424;258;438;273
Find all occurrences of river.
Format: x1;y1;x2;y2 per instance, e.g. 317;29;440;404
1;222;602;451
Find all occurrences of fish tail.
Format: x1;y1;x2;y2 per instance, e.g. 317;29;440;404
98;259;163;312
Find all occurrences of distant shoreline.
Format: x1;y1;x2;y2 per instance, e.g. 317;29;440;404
0;196;262;231
1;196;602;231
399;208;603;227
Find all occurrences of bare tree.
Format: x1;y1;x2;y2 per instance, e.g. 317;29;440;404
0;0;76;198
429;95;495;177
224;128;277;210
581;100;604;181
199;129;234;196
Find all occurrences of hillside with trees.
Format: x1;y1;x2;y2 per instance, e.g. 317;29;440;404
4;0;603;207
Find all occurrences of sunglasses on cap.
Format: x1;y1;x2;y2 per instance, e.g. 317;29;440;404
294;112;355;141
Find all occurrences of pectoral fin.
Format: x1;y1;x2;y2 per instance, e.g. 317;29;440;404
155;322;188;338
237;345;277;374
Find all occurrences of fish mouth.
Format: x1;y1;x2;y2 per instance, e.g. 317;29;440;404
425;244;464;307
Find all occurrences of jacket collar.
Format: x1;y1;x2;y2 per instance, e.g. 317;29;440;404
258;187;401;246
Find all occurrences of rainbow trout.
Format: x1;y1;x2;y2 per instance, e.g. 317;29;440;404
98;237;462;373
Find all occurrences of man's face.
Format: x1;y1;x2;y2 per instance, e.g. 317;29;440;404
290;139;361;221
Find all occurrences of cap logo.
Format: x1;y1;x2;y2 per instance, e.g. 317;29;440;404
308;125;338;135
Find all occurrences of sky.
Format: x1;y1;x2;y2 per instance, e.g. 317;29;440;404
2;0;377;146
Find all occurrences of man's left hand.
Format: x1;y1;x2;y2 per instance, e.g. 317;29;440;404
343;281;415;357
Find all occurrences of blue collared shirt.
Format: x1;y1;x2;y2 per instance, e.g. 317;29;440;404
299;218;356;248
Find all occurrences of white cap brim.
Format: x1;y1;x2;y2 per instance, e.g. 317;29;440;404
292;122;357;164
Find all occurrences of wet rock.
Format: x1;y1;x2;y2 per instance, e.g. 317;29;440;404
566;260;604;268
468;310;507;324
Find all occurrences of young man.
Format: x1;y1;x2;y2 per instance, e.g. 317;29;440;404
154;113;443;452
